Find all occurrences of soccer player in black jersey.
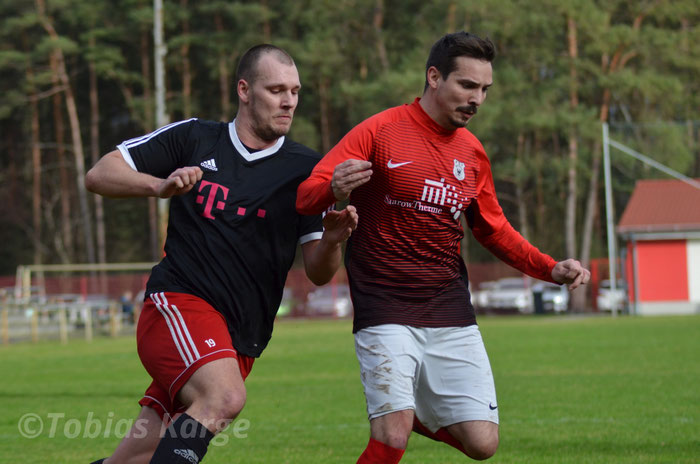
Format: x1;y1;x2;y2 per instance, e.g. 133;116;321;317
85;45;357;464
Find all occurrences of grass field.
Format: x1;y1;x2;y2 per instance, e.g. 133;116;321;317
1;315;698;463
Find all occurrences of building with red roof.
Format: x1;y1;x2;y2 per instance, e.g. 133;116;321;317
617;178;700;315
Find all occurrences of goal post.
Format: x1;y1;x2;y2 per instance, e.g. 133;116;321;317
14;262;156;303
602;122;700;316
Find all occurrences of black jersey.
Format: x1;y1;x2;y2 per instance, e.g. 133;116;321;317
117;118;323;357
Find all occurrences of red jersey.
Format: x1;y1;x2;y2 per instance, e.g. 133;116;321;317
297;99;557;331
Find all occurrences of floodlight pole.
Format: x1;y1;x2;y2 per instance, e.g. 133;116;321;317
602;123;618;317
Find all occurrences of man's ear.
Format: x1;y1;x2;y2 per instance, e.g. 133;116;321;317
237;79;250;103
426;66;441;89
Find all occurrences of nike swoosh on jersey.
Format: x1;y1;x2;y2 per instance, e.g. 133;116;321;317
387;160;413;169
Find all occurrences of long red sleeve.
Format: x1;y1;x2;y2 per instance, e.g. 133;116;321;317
468;156;557;283
296;114;376;215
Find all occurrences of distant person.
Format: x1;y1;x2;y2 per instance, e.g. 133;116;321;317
296;32;590;462
120;290;134;323
85;44;357;464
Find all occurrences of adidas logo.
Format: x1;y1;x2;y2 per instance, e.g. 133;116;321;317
200;158;218;171
174;448;200;463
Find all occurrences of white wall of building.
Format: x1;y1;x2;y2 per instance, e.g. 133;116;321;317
688;239;700;303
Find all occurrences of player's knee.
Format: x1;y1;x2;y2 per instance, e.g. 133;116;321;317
216;388;246;420
197;387;246;423
379;430;411;450
463;435;498;460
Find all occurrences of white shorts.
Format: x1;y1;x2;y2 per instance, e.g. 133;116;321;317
355;324;498;432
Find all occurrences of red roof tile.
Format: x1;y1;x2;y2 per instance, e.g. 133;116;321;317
617;179;700;233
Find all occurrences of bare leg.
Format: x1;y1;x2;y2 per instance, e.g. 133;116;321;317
106;357;244;463
104;406;165;464
369;409;414;450
446;420;499;460
176;357;246;433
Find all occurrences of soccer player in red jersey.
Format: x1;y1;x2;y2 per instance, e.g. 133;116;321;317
296;32;590;462
85;45;357;464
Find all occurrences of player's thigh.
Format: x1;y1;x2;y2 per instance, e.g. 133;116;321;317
177;356;246;412
416;325;499;431
354;324;425;419
106;406;164;464
137;292;241;409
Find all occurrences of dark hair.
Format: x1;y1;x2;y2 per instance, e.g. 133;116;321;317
424;32;495;90
236;44;295;85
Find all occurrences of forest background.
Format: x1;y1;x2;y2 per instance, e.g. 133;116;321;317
0;0;698;309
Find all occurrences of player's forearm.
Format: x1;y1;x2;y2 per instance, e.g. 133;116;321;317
477;225;557;283
303;238;343;286
296;178;336;215
85;151;161;198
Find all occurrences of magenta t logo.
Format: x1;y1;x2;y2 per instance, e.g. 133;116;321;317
196;180;229;219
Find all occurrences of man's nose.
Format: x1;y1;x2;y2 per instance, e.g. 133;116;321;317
281;91;297;108
469;89;487;107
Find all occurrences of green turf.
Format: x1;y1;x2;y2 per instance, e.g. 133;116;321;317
1;315;698;463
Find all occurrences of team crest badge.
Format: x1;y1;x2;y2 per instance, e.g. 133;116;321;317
453;159;465;181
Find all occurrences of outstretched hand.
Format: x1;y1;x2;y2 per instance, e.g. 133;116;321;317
551;259;591;290
322;205;359;244
331;160;372;201
158;166;203;198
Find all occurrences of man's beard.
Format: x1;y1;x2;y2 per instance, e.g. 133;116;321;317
249;96;292;141
254;122;288;141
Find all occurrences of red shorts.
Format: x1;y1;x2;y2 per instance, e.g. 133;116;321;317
136;292;254;420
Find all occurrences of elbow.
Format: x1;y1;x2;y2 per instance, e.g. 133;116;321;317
312;276;332;286
296;197;315;216
296;183;331;216
84;168;98;194
305;270;332;287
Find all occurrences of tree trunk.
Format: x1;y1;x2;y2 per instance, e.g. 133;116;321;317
319;77;331;154
89;39;106;266
140;21;159;261
37;0;96;263
580;139;601;271
50;52;73;262
180;0;192;118
214;14;230;121
533;131;545;237
565;15;579;259
690;122;699;178
373;0;390;72
566;15;586;311
446;0;457;33
261;0;271;42
29;67;42;266
515;132;530;241
141;29;154;131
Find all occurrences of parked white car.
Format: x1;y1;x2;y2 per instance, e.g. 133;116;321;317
483;277;533;313
470;280;497;309
537;281;569;313
476;277;569;313
597;280;627;312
